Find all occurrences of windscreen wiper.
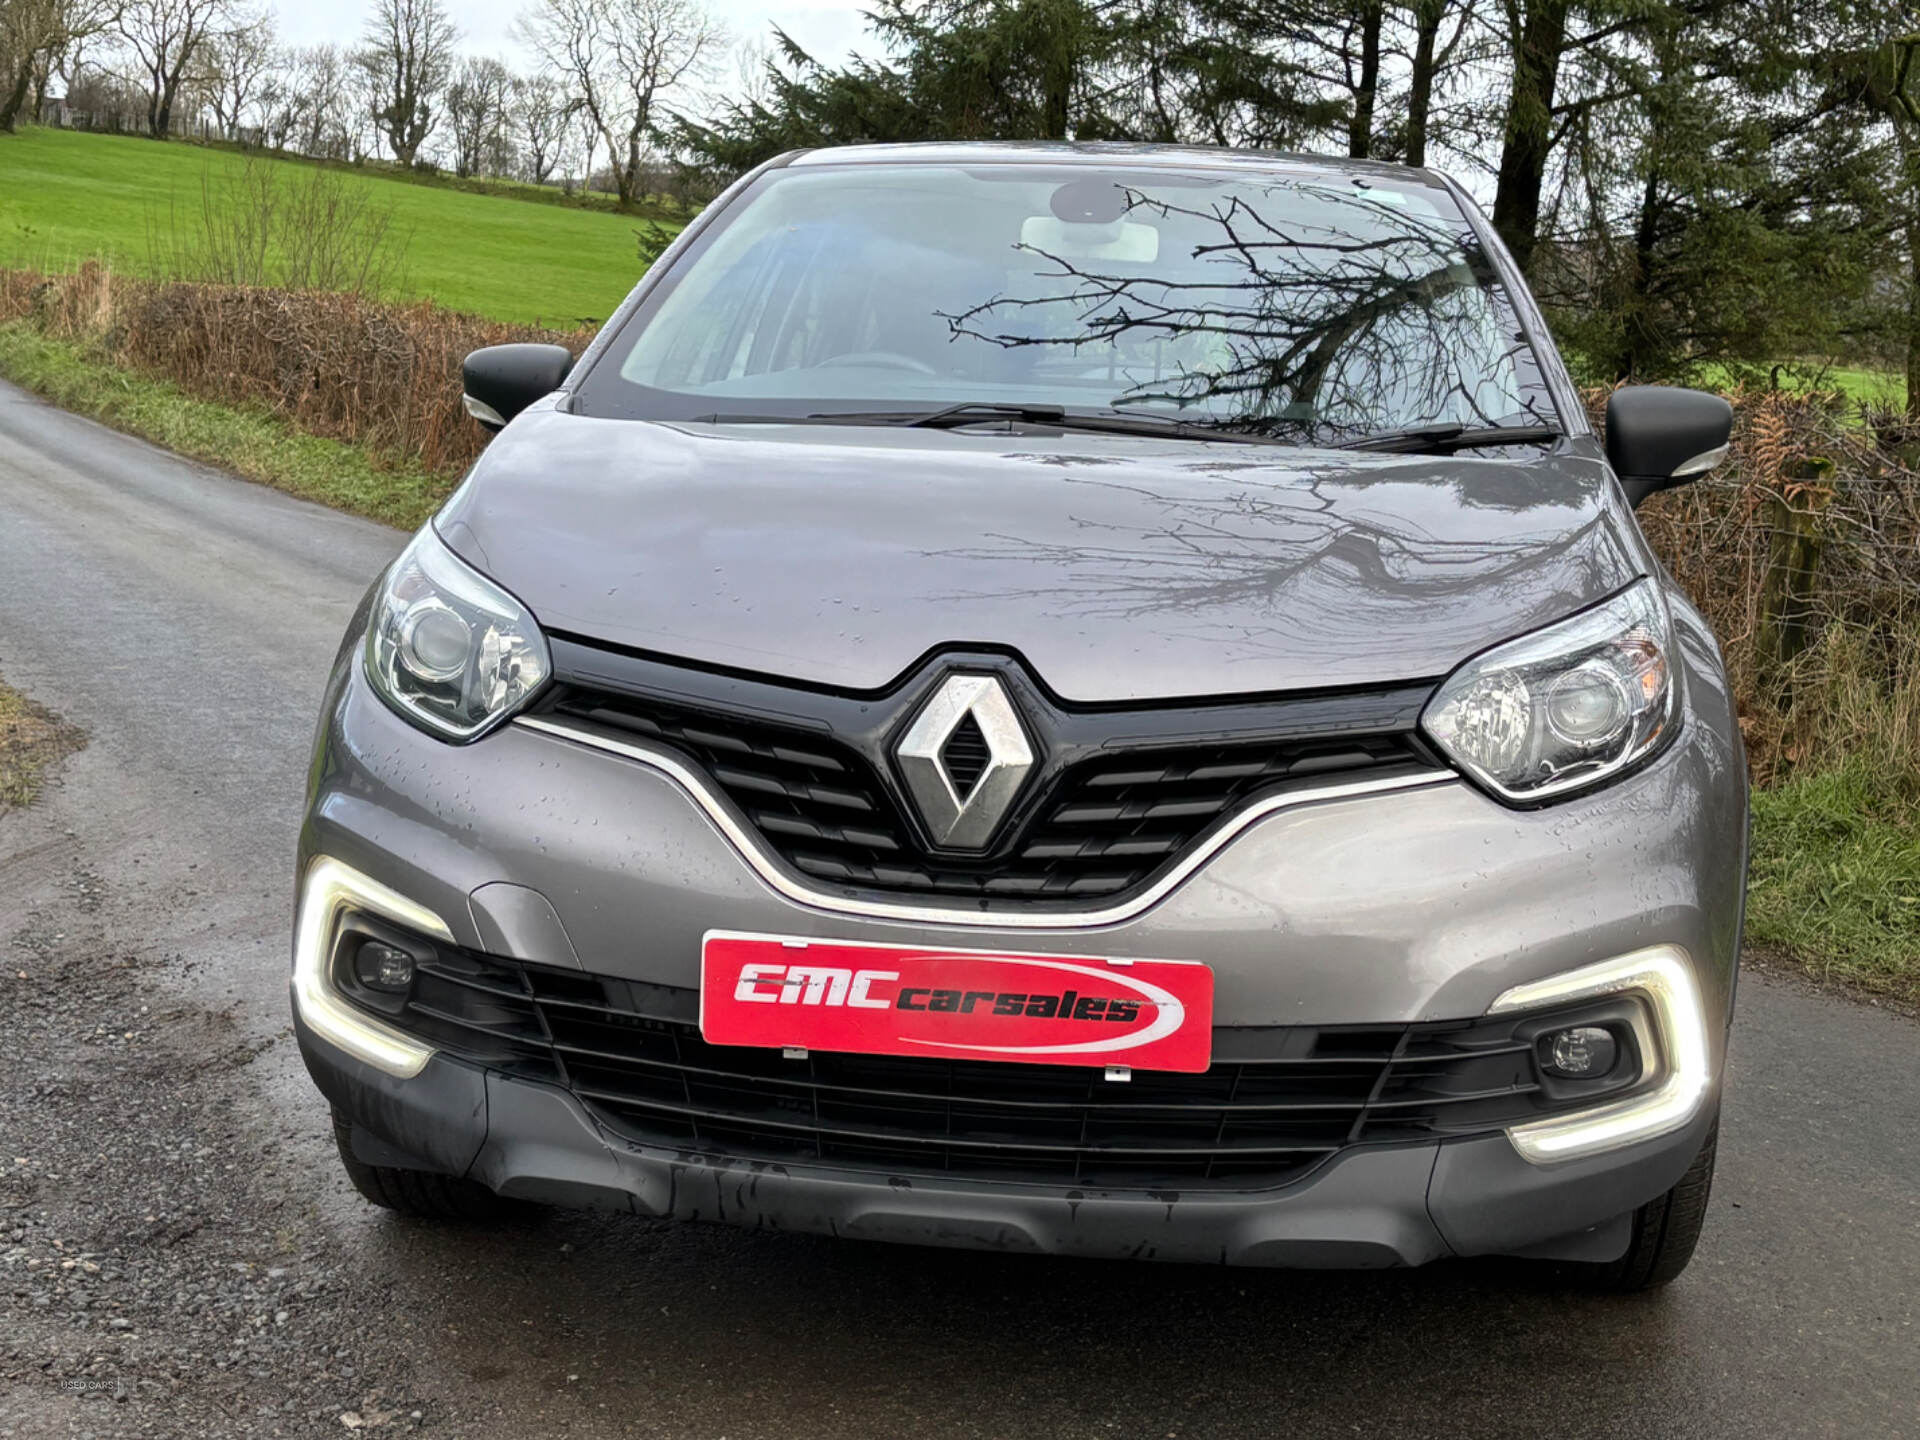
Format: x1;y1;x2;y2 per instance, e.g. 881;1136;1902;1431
942;404;1299;444
693;403;1289;445
878;401;1069;429
831;402;1293;444
685;406;1056;427
1338;423;1562;454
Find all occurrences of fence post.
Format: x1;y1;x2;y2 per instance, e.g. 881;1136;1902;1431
1755;456;1832;678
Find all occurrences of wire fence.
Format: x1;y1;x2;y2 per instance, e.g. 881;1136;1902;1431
36;101;267;148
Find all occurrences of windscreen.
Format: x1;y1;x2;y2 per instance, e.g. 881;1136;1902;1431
578;163;1557;443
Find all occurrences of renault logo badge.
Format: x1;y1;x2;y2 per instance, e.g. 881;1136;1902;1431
895;674;1035;850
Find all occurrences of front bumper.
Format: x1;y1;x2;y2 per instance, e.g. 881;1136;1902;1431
298;1009;1718;1266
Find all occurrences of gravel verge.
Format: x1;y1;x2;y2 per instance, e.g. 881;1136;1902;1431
0;705;431;1438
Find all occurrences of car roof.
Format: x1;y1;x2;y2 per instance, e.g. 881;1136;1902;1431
782;140;1448;188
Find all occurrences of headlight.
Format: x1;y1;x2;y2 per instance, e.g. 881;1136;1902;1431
365;527;551;741
1422;579;1677;803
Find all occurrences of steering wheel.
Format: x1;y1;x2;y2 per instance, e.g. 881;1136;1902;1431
814;351;940;376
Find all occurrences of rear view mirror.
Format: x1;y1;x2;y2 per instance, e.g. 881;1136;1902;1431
1605;386;1733;508
462;344;575;432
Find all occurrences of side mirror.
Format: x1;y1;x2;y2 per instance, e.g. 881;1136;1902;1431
462;344;575;432
1605;386;1733;508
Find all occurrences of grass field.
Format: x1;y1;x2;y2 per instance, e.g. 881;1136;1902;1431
1693;359;1906;409
0;127;665;326
1819;365;1907;407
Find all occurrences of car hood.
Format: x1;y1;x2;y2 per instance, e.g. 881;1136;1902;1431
436;406;1648;702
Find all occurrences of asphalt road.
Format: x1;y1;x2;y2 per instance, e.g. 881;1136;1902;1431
1;376;1916;1439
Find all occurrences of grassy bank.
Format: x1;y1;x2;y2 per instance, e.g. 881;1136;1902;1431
0;678;85;809
0;127;666;326
0;322;449;528
1747;755;1920;1007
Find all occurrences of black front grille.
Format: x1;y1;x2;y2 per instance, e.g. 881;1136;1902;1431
548;687;1429;903
357;942;1598;1192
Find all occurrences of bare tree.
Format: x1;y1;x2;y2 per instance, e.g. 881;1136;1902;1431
1;0;61;130
444;53;514;176
511;68;574;183
2;0;113;131
203;2;272;138
117;0;233;138
517;0;722;209
354;0;455;166
42;1;118;110
253;52;294;145
730;32;778;112
263;42;354;157
62;54;147;121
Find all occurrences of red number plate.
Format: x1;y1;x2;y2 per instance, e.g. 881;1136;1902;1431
700;932;1214;1073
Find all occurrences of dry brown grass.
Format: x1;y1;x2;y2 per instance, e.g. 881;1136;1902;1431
0;680;86;810
1613;389;1920;787
0;265;595;477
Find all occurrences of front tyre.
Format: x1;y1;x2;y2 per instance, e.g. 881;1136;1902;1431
330;1110;531;1222
1565;1116;1718;1292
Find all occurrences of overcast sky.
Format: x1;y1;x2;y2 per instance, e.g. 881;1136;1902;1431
274;0;881;86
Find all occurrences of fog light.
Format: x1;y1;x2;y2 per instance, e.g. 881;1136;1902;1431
355;941;416;993
1540;1025;1617;1078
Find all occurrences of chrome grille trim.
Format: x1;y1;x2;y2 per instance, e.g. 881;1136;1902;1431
515;713;1458;929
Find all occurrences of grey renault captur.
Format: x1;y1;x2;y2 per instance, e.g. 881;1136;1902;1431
294;143;1745;1290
